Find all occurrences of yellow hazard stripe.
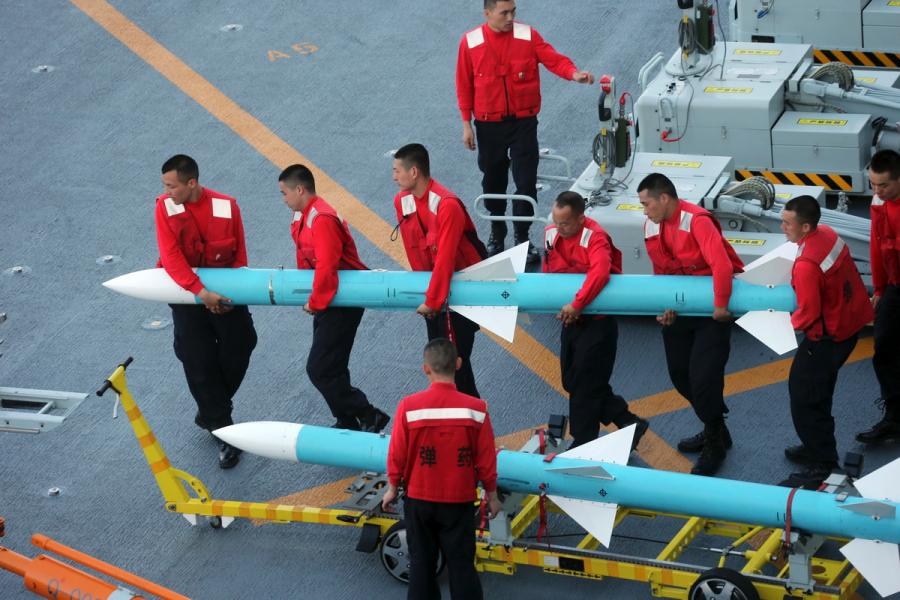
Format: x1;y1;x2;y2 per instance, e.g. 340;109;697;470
814;48;900;68
733;170;853;191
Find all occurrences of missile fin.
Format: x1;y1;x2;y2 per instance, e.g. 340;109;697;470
103;268;197;304
736;242;797;287
735;310;797;355
449;305;518;342
840;539;900;597
182;514;197;526
548;495;618;547
455;257;517;282
459;242;529;276
854;456;900;504
545;464;614;480
213;422;303;463
558;424;634;466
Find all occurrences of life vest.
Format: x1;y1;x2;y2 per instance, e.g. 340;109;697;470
463;22;542;121
644;201;743;276
871;196;900;287
291;197;367;270
544;217;623;274
394;180;487;272
155;190;239;268
794;225;872;341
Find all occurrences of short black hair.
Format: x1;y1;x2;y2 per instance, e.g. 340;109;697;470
484;0;512;9
637;173;678;200
423;338;457;376
554;191;586;216
394;143;430;179
279;164;316;193
784;195;821;227
870;149;900;180
161;154;199;183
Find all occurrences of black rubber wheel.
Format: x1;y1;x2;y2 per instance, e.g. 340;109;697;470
689;567;760;600
208;516;222;529
379;520;445;584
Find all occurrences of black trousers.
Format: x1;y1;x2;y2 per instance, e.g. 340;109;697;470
789;334;858;464
404;497;482;600
874;285;900;416
474;116;539;239
561;317;629;448
307;306;371;423
171;304;257;430
425;311;480;398
661;317;731;425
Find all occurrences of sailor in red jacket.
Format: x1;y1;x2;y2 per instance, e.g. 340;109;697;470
155;154;257;469
857;149;900;445
638;173;744;476
543;192;649;449
392;143;487;398
278;165;389;433
382;338;501;600
778;196;873;489
456;0;594;261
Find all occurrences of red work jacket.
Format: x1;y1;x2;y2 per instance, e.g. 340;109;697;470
393;179;487;309
791;225;872;341
155;187;247;295
870;195;900;295
291;196;368;311
543;217;622;311
644;201;744;308
387;382;498;503
456;22;577;122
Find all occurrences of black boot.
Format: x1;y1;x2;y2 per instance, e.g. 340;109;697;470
514;225;540;264
217;440;241;469
784;443;817;464
487;223;507;257
777;462;838;490
614;411;650;451
677;423;733;453
856;401;900;444
358;407;390;433
690;420;727;476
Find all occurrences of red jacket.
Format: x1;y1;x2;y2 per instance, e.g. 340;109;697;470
155;187;247;295
387;381;498;503
393;179;486;309
543;217;622;311
291;196;368;311
791;225;872;341
870;195;900;295
644;201;744;308
456;22;577;122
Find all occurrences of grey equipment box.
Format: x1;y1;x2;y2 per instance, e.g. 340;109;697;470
863;0;900;51
772;112;872;173
732;0;867;48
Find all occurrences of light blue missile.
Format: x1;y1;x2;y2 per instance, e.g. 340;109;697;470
102;243;800;353
214;421;900;597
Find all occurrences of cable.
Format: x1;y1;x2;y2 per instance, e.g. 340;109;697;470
661;53;696;143
810;62;855;91
714;0;725;79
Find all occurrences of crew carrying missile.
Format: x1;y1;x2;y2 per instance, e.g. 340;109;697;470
456;0;594;261
392;143;488;398
155;154;257;469
857;149;900;446
278;164;389;433
382;338;502;600
778;195;873;489
543;191;649;449
638;173;744;476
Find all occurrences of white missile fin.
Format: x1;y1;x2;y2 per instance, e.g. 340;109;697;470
735;310;797;355
449;305;518;342
840;539;900;597
736;242;797;287
182;514;197;526
459;242;529;276
213;422;302;463
854;456;900;504
103;268;196;304
454;257;517;282
558;424;634;465
548;495;618;548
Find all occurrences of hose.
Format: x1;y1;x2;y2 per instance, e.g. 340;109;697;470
721;177;776;210
809;62;855;91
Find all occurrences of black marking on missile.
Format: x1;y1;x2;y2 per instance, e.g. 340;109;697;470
598;489;607;498
501;290;510;300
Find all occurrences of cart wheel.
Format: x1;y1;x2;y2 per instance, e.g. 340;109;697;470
689;568;760;600
208;516;222;529
379;521;445;584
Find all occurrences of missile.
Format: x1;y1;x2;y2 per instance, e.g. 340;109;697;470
103;243;799;354
214;421;900;597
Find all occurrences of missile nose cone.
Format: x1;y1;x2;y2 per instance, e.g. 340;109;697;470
213;421;302;462
101;268;196;303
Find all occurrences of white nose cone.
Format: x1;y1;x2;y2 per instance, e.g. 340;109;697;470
103;268;196;303
213;421;302;462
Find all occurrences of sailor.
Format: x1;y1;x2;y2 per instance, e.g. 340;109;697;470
638;173;744;476
382;338;502;600
456;0;595;261
543;191;649;449
155;154;257;469
391;143;487;398
857;149;900;445
278;164;389;433
779;196;872;489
